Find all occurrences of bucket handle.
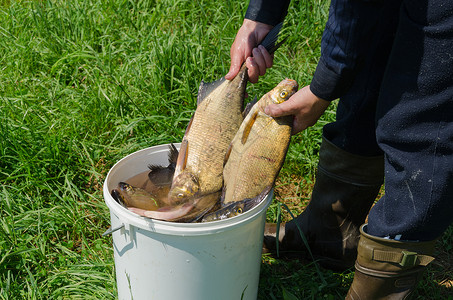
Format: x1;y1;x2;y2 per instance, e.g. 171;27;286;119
102;224;125;237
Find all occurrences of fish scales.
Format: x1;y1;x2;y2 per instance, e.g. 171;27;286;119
182;67;246;194
225;119;291;202
222;79;298;204
168;67;248;203
169;23;285;204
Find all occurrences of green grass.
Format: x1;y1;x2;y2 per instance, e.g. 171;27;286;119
0;0;451;299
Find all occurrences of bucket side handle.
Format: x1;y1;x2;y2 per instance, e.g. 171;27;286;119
102;224;125;237
102;223;136;244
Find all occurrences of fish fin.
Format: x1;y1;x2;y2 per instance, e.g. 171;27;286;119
241;110;258;144
166;202;196;222
148;164;166;173
243;198;258;212
223;142;233;166
171;192;220;223
147;164;175;187
197;77;226;105
243;96;258;118
259;22;285;54
128;207;148;217
168;143;179;168
130;203;195;221
243;186;272;211
183;115;194;138
220;186;227;205
174;139;188;178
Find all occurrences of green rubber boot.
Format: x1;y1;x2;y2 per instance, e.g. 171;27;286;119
346;224;436;300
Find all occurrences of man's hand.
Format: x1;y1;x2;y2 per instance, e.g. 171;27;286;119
225;19;274;83
265;85;331;134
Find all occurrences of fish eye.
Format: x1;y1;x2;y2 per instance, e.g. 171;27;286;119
237;207;243;214
279;90;288;98
177;193;184;198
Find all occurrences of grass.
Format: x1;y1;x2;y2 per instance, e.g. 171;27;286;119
0;0;451;299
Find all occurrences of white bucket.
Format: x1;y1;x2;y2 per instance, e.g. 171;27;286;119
103;143;273;300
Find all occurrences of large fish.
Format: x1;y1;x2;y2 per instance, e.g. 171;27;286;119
222;78;298;205
168;23;285;204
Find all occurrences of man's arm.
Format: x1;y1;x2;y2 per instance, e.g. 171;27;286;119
310;0;389;101
245;0;291;26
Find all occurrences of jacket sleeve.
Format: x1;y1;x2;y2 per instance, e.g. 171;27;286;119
310;0;391;101
245;0;291;26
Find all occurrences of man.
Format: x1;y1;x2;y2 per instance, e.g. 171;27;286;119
226;0;453;298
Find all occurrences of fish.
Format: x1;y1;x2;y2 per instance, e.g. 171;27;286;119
201;201;247;222
111;143;222;222
168;23;285;205
111;181;161;211
111;144;179;209
222;78;298;205
129;191;221;222
201;189;268;222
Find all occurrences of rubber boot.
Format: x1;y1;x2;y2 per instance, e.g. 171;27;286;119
346;224;436;300
263;137;384;270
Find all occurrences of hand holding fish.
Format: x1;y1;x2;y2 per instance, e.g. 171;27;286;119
225;19;274;83
264;85;331;135
112;24;289;223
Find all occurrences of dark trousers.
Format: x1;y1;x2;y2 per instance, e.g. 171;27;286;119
324;0;453;241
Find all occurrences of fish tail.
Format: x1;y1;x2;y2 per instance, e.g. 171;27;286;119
259;22;285;54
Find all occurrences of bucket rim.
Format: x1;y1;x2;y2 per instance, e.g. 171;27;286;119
103;143;273;236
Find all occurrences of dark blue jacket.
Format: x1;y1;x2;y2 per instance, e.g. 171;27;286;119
245;0;391;101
